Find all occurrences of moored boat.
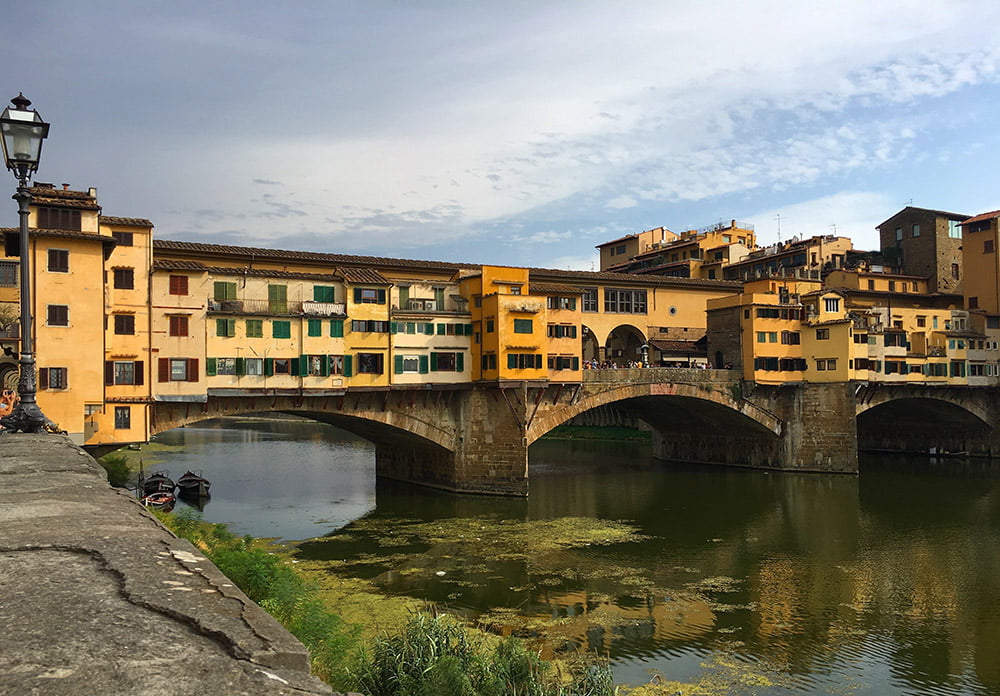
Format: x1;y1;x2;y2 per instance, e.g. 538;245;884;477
142;472;174;495
141;491;175;511
176;470;211;498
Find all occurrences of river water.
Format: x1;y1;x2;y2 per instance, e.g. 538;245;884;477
148;417;1000;695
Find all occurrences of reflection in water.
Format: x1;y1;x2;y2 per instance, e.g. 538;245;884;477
150;420;1000;695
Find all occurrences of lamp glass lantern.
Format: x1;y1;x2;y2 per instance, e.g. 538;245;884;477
0;95;49;178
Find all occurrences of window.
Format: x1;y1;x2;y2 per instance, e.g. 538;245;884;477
986;239;995;254
988;316;1000;330
216;358;237;375
354;288;386;304
509;285;522;296
330;319;344;337
114;406;131;430
781;331;800;345
888;281;896;292
434;287;446;307
351;319;390;333
399;355;422;373
246;319;263;338
513;319;533;334
213;281;237;301
272;320;291;339
37;206;81;231
895;227;902;242
111;230;133;246
547;296;577;310
615;244;626;255
216;318;236;337
604;288;647;314
867;279;875;290
307;355;328;376
169;315;189;337
272;359;291;375
308;318;322;337
948;220;962;238
912;224;920;238
581;288;598;313
114;314;135;335
113;268;134;289
397;285;410;307
486;319;495;333
816;328;830;340
952;263;960;280
431;352;461;372
329;355;346;375
969;297;979;310
39;367;68;390
268;284;288;313
357;352;384;374
816;359;837;371
313;285;336;303
547;324;578;338
481;353;498;370
156;358;198;382
47;305;68;326
916;316;926;327
105;360;144;386
171;359;189;381
169;275;189;295
47;248;69;273
507;353;543;369
246;358;264;376
756;332;767;343
0;260;16;287
824;298;840;312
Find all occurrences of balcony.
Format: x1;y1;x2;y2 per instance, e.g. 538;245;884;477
207;298;345;317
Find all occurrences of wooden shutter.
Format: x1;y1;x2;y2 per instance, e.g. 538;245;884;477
424;323;434;334
105;361;115;386
264;358;274;376
320;354;330;376
342;355;353;377
436;323;445;335
353;288;362;303
430;352;438;371
135;361;144;385
394;355;404;374
330;319;344;337
456;352;464;372
187;359;199;382
235;357;245;376
38;368;48;390
377;289;386;304
419;355;429;374
158;358;169;382
206;358;217;376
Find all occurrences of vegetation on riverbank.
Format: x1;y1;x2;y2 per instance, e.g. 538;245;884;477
541;425;651;442
155;509;617;695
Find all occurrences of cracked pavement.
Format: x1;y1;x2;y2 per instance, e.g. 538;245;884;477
0;434;334;695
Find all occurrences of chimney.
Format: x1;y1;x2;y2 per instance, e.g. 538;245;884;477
62;183;70;190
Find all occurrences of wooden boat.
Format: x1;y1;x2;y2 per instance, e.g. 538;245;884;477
142;472;174;495
141;491;175;511
176;470;211;498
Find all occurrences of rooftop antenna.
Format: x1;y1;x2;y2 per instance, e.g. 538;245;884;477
775;213;782;243
830;224;837;236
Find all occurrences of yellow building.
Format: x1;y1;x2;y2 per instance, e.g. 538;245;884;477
606;220;756;279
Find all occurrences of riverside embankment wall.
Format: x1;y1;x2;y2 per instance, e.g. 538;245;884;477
0;433;336;696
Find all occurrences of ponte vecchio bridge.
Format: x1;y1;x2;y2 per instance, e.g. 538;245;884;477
149;368;1000;496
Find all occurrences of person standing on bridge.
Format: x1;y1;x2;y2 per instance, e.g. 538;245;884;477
0;388;19;431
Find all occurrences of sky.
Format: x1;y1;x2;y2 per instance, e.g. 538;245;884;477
6;1;1000;271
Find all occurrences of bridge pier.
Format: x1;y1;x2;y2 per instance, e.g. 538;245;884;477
376;386;529;496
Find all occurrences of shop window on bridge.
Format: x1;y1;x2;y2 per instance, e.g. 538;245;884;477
756;308;780;318
753;357;779;371
547;296;577;310
157;358;197;382
548;356;579;370
950;361;967;378
815;328;830;340
396;355;424;374
581;288;598;313
513;319;533;334
884;332;907;347
357;353;384;374
815;359;836;371
884;360;906;374
824;298;840;312
547;324;578;338
481;353;497;371
328;355;347;376
245;358;263;376
106;360;144;386
778;358;805;371
781;331;800;345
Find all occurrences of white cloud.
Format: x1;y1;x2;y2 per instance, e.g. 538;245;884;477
743;192;896;251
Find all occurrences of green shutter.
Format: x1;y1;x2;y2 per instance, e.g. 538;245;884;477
430;352;438;371
456;352;464;372
436;323;446;335
322;355;331;376
206;358;217;376
353;288;362;303
424;323;434;334
343;355;353;377
390;321;398;334
314;285;335;303
419;355;429;374
308;318;321;336
264;358;274;376
535;354;543;369
508;354;517;369
377;288;386;304
398;286;409;307
330;319;344;337
394;355;404;374
572;357;579;370
234;357;246;375
268;284;287;313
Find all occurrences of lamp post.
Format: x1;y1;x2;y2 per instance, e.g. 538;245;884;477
0;93;51;433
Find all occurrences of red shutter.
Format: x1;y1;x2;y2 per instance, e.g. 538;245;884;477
187;358;199;382
105;361;115;386
38;368;48;390
158;358;169;382
135;361;144;386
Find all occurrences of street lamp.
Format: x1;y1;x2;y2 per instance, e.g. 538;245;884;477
0;93;51;433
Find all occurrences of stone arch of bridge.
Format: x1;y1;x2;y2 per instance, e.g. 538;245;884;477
526;380;782;446
856;394;993;456
604;323;647;365
150;396;458;454
855;392;991;426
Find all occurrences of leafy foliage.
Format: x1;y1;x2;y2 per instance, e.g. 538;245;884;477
97;452;131;488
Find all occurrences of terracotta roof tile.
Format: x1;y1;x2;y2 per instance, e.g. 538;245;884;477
1;227;116;244
338;267;390;285
152;259;340;281
528;282;584;295
960;210;1000;225
101;216;153;228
